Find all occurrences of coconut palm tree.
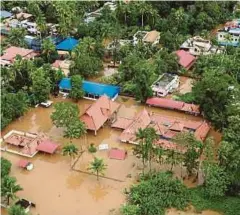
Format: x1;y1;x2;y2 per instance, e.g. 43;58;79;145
135;128;147;175
88;157;107;181
62;144;79;168
36;13;47;39
1;176;23;205
41;38;57;63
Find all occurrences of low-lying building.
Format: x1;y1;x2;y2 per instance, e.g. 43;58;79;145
151;73;180;97
176;50;196;70
180;36;223;56
112;109;210;150
146;97;200;116
80;95;121;135
0;46;39;65
133;30;160;46
59;78;121;100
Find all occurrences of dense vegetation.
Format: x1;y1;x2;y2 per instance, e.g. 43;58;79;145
122;172;189;215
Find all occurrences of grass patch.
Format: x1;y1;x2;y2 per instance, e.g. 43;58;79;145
190;187;240;215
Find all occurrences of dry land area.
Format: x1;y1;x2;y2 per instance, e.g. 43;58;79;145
1;96;221;215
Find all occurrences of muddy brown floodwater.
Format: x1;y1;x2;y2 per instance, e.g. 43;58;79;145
1;96;221;215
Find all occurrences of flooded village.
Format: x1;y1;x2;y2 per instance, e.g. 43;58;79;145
1;94;221;215
1;1;240;215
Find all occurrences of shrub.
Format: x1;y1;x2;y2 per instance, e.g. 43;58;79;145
88;143;97;153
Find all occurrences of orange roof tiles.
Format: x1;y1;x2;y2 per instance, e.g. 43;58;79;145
111;117;134;130
80;95;120;132
119;109;151;143
1;46;35;62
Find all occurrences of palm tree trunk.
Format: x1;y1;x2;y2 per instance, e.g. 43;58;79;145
142;14;144;27
97;171;99;181
7;196;10;205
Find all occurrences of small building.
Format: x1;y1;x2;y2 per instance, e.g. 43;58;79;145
175;50;196;70
133;30;160;46
52;60;72;76
151;73;180;97
0;10;12;19
180;36;223;56
56;37;79;51
59;78;120;100
217;27;240;47
80;95;120;135
0;46;39;64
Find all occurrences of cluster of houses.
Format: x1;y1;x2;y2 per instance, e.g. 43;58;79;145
73;95;210;152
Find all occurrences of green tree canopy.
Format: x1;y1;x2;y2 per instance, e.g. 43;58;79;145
8;205;28;215
124;172;189;215
88;157;107;180
1;158;12;178
30;68;51;104
69;75;84;102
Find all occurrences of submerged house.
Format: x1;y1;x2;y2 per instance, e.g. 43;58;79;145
112;109;210;150
80;95;120;135
146;97;200;116
58;78;120;100
151;73;180;97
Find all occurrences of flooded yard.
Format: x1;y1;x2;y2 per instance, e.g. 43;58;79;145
1;96;221;215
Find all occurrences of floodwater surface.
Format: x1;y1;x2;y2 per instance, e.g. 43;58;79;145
1;96;221;215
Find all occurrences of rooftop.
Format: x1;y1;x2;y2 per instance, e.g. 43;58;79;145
152;73;178;88
59;78;120;99
80;95;120;133
56;37;79;51
176;50;196;70
1;46;36;62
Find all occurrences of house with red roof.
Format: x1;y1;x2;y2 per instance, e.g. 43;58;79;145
176;50;196;70
80;95;120;135
1;46;38;65
146;97;200;116
112;109;210;151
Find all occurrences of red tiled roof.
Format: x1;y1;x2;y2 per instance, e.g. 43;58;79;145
80;95;120;132
1;46;35;62
36;140;58;154
194;121;210;141
169;121;184;131
176;50;196;70
111;117;134;130
119;109;151;143
18;159;30;168
109;148;127;160
146;97;201;115
146;97;184;110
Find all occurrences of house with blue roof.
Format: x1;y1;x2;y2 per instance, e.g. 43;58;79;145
56;37;79;51
59;78;120;100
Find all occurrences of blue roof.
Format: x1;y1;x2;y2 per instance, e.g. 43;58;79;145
1;10;12;19
59;78;120;99
56;37;79;51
